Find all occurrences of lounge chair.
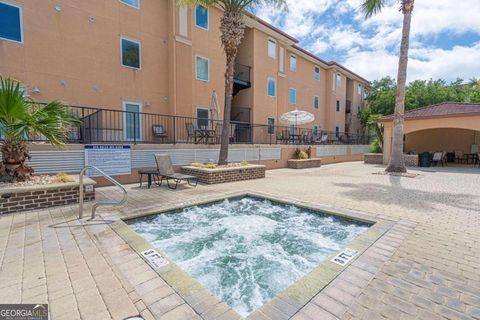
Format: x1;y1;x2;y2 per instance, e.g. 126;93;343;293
154;154;198;189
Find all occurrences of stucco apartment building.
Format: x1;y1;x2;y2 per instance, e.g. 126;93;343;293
0;0;369;142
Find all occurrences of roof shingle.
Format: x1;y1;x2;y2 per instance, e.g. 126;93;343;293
378;102;480;121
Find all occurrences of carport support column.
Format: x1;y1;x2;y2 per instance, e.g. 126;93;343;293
383;124;393;165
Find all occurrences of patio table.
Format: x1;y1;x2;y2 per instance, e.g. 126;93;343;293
138;170;160;189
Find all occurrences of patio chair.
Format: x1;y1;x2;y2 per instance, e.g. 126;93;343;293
454;150;467;164
152;125;167;141
431;152;446;167
319;134;329;144
185;122;202;144
301;131;311;144
476;152;480;168
276;131;287;144
154;154;198;189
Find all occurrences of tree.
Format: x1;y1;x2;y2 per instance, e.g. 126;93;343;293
179;0;286;165
0;77;80;182
362;0;415;173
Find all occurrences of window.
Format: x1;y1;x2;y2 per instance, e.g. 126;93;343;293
196;108;209;129
195;55;209;81
279;47;285;72
0;1;23;43
121;37;141;69
195;5;208;29
289;88;296;105
336;100;340;112
267;118;275;134
335;126;340;138
268;39;276;59
357;84;362;95
267;78;276;97
314;96;319;109
314;66;320;81
120;0;140;9
123;101;142;141
336;73;342;88
290;55;297;72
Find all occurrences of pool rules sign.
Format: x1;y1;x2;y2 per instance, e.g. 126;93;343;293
84;145;131;176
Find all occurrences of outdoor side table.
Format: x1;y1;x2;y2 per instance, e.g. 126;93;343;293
138;170;160;189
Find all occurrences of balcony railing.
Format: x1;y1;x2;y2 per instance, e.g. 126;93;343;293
2;105;369;145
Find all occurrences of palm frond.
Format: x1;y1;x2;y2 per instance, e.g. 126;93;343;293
361;0;386;18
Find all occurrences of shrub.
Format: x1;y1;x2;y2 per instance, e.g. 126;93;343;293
240;161;249;165
191;162;204;168
297;151;308;160
53;172;74;183
205;164;217;169
369;138;383;153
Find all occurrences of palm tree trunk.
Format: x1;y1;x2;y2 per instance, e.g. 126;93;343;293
218;9;245;165
386;0;414;173
219;58;235;165
0;140;33;182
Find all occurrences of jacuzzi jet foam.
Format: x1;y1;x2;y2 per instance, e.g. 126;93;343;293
129;197;369;317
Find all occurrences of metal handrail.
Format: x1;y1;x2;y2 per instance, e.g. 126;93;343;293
79;166;127;220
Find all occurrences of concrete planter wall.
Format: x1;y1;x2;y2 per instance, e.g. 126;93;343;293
181;165;265;184
364;153;419;167
364;153;383;164
0;176;96;215
287;158;322;169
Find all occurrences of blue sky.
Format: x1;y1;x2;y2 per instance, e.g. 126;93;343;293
254;0;480;83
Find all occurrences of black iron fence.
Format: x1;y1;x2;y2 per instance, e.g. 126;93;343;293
1;105;369;145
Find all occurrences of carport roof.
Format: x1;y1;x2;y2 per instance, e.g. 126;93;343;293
378;102;480;122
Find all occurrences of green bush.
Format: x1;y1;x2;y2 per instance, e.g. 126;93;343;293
297;151;308;160
369;138;383;153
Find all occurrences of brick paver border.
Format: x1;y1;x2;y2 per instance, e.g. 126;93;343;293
111;191;410;320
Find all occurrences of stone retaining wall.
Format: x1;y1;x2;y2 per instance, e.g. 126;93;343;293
0;178;96;215
287;158;322;169
181;165;265;184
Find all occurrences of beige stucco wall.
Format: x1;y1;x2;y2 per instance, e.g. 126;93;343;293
405;128;480;154
0;0;369;133
381;115;480;163
0;0;171;113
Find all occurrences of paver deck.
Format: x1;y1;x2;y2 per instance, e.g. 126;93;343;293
0;162;479;320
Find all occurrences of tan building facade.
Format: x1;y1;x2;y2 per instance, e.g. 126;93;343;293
0;0;369;139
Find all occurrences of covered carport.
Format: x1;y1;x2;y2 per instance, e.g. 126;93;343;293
379;102;480;165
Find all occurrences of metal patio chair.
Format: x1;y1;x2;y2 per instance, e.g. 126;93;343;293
154;154;198;189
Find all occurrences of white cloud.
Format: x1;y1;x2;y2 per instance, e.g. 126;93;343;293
255;0;480;82
343;42;480;82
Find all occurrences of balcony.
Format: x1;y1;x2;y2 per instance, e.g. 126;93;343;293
345;100;352;113
233;63;251;96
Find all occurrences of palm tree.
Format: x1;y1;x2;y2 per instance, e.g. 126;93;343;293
179;0;286;165
0;77;80;182
362;0;415;173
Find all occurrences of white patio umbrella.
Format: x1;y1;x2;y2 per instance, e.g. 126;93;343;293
209;91;220;126
280;109;315;130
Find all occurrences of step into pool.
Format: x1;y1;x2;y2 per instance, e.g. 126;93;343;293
127;196;370;317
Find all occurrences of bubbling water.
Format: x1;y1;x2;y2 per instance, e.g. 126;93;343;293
128;197;369;317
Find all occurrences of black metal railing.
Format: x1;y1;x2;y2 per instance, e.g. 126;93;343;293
2;105;369;145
